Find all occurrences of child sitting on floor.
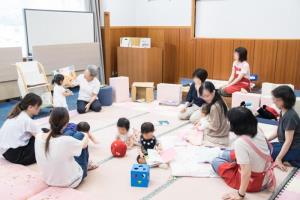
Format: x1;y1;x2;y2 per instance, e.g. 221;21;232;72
116;118;139;149
195;104;209;131
137;122;162;164
52;74;73;109
184;104;210;146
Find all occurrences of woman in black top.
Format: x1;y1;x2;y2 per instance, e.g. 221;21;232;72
267;86;300;169
178;68;208;123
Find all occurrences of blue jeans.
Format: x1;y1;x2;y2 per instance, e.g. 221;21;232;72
211;150;233;174
77;100;101;114
64;129;89;179
271;142;300;168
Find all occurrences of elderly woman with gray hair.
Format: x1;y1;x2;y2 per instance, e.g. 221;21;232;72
74;65;101;114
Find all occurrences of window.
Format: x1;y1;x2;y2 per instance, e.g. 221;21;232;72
0;0;90;55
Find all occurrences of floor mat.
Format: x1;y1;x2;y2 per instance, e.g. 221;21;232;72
34;105;148;131
271;168;300;200
149;167;295;200
2;102;296;200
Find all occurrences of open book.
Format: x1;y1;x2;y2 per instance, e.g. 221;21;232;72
145;148;176;167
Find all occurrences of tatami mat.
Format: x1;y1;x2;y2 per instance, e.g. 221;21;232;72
34;105;148;131
3;102;297;200
150;167;294;200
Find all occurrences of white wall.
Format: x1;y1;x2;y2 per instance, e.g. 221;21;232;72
101;0;192;26
134;0;192;26
101;0;136;26
195;0;300;39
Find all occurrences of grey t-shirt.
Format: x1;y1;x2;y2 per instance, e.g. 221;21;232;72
278;108;300;149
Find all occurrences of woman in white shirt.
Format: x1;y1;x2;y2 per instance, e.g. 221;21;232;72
75;65;101;114
0;93;42;165
35;107;89;188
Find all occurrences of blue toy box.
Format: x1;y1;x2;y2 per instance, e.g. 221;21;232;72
131;164;150;187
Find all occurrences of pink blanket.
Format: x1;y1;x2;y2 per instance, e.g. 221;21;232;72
0;164;48;200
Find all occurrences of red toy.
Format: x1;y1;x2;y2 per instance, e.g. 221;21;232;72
111;140;127;157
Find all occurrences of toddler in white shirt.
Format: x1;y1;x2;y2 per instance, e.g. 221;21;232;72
116;118;139;149
184;104;210;145
52;74;73;109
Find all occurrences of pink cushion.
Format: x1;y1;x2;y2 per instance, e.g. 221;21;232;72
0;164;48;200
157;83;182;105
109;76;130;103
232;92;261;112
29;187;96;200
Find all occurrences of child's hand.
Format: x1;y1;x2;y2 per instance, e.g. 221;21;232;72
139;152;144;158
126;138;134;149
132;128;139;137
63;89;73;97
193;121;201;128
87;132;99;144
155;144;163;153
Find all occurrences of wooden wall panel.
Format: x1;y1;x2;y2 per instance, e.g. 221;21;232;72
147;28;165;48
275;40;300;88
253;40;278;85
101;22;300;88
163;29;180;83
296;41;300;89
135;28;180;83
102;12;111;83
212;39;234;80
135;28;149;38
195;39;215;78
233;40;255;71
110;28;136;75
178;28;196;80
117;47;163;85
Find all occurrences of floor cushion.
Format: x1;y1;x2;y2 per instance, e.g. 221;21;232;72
98;86;113;106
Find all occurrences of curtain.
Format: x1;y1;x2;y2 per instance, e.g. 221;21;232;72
88;0;105;83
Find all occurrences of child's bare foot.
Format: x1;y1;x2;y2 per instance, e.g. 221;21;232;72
88;161;99;171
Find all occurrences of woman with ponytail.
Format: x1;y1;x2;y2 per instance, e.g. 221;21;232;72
0;93;42;165
198;81;230;146
35;107;89;188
